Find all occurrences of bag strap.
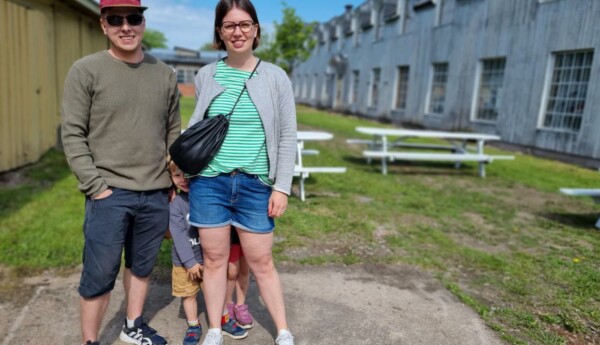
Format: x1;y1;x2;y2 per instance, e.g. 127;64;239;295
225;58;262;119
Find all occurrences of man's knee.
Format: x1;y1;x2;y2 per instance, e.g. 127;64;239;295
79;268;119;298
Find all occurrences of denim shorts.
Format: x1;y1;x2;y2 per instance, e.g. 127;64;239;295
188;171;274;233
79;187;169;299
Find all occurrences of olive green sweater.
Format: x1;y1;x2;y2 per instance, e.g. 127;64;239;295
61;51;181;197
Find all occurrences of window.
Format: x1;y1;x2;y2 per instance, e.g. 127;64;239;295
428;63;448;114
398;0;408;34
374;6;384;40
370;68;381;107
474;58;506;122
292;77;302;97
336;24;344;50
335;74;344;107
350;70;360;104
414;0;436;10
176;68;197;83
303;74;309;98
541;50;593;132
353;17;361;46
176;70;185;83
311;73;318;99
395;66;410;110
434;0;444;26
326;25;334;52
322;74;330;102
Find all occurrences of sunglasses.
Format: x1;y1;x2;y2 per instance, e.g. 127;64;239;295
105;14;144;27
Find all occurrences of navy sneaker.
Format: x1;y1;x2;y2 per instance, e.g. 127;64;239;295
183;325;202;345
119;316;168;345
85;341;100;345
221;318;248;339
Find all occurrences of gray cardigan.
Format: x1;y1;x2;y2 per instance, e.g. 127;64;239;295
188;60;297;194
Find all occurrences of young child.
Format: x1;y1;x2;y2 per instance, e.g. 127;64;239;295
169;161;205;345
226;228;254;330
217;227;250;339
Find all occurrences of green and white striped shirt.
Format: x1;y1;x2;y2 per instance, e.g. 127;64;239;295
200;60;271;185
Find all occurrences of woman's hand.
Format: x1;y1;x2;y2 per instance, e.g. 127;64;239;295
268;190;288;218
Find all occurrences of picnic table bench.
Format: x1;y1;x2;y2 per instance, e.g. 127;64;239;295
294;131;346;201
349;127;514;178
559;188;600;229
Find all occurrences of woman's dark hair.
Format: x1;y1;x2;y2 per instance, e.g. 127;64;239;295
213;0;261;51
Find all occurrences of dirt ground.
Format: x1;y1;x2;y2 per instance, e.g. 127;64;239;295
0;263;505;345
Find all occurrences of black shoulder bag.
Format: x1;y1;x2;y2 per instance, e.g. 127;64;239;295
169;59;261;175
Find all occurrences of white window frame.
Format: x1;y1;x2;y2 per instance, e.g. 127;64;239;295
311;73;318;99
470;57;506;123
334;73;344;108
425;63;449;115
537;49;594;133
176;69;185;83
398;0;408;35
434;0;443;27
322;73;331;102
370;68;381;107
350;70;360;104
374;5;384;41
336;24;343;50
393;65;410;110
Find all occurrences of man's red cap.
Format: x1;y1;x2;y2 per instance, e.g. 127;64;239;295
99;0;148;11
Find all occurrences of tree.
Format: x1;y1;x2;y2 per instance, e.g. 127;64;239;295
255;31;278;62
258;3;316;74
143;29;168;49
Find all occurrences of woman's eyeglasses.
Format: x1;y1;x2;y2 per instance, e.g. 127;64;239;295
221;20;255;34
105;14;144;27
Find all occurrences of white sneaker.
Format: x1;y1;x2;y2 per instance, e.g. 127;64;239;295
275;329;294;345
201;329;223;345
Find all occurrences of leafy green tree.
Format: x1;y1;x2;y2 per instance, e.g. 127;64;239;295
255;31;278;62
143;29;168;49
259;3;316;74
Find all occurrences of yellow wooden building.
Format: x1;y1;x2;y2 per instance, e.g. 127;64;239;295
0;0;106;172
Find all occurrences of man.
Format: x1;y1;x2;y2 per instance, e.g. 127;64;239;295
61;0;180;344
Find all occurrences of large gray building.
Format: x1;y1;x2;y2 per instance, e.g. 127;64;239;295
292;0;600;163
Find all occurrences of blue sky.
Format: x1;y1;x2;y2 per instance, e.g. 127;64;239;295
138;0;365;49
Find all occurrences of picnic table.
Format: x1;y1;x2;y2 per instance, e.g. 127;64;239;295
349;127;514;177
559;188;600;229
294;131;346;201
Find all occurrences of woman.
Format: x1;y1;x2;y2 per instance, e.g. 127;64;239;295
186;1;296;344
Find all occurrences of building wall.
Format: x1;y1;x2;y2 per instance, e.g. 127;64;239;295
293;0;600;161
0;0;105;172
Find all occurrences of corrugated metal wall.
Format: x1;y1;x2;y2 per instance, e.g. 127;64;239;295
0;0;106;173
293;0;600;160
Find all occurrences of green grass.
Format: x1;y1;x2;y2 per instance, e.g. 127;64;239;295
1;99;599;344
180;96;195;125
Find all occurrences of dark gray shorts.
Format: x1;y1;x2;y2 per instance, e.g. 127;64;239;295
79;187;169;299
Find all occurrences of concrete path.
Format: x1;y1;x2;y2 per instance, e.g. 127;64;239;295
0;264;505;345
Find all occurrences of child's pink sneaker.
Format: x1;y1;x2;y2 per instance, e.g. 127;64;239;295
234;304;254;329
226;302;236;321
